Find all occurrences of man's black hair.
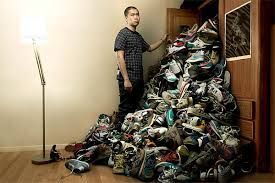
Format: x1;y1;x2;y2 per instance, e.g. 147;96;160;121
124;6;139;17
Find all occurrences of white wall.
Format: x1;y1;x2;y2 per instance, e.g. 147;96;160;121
0;0;182;151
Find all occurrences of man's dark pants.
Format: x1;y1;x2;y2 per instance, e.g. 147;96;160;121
117;79;144;126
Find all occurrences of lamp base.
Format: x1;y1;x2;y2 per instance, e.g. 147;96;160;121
32;153;52;165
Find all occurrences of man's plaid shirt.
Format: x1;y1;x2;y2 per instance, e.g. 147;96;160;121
114;27;149;81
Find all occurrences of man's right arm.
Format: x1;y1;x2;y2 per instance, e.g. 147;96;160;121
116;50;132;93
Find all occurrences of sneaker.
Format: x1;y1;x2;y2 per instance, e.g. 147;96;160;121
217;162;236;183
166;108;175;127
129;148;145;176
209;120;222;139
65;142;84;153
162;91;177;104
177;145;190;162
155;161;182;174
178;24;198;39
223;70;231;89
208;83;223;103
186;38;212;50
138;150;156;181
209;112;235;125
164;69;179;82
200;167;218;182
196;147;217;167
197;20;217;32
167;44;186;55
182;151;199;168
169;59;182;74
50;145;61;161
187;106;210;119
212;140;237;160
197;133;211;147
65;159;90;173
165;126;182;149
113;153;125;174
97;114;111;125
186;50;205;63
75;145;98;162
157;150;180;164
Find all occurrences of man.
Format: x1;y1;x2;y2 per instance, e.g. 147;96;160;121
113;6;167;130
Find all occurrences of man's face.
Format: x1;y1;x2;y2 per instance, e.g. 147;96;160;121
126;9;140;27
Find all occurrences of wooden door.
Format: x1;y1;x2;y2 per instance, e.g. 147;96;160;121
167;8;198;40
219;0;272;171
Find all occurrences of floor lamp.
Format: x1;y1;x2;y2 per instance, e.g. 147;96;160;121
21;17;52;164
31;38;52;165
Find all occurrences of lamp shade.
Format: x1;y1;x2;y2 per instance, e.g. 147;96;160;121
21;16;47;43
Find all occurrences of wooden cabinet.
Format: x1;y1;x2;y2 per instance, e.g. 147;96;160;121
167;0;272;171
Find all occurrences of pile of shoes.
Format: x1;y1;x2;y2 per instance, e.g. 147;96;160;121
64;17;253;182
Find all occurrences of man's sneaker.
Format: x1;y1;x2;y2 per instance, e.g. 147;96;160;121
186;50;205;63
186;38;212;50
65;159;90;173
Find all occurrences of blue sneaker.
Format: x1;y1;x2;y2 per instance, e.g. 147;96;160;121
166;108;175;127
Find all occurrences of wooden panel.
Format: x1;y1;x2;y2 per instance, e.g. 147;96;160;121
270;25;275;173
219;0;271;171
227;60;255;99
237;100;254;120
238;119;254;140
167;8;198;40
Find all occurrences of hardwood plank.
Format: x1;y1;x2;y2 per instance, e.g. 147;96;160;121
0;151;274;182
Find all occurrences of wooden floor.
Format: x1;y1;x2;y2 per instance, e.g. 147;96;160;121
0;151;274;183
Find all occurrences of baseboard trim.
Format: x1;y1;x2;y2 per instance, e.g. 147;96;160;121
0;144;68;152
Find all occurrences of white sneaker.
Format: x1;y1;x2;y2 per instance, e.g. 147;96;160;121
208;83;223;103
186;50;205;63
164;69;178;82
186;38;211;50
169;59;182;74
